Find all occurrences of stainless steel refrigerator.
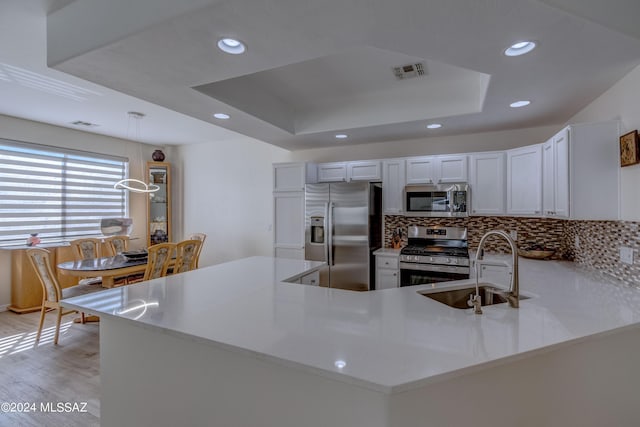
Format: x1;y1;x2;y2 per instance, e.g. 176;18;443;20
305;182;382;291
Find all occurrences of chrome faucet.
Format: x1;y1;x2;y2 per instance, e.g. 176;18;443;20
473;230;520;312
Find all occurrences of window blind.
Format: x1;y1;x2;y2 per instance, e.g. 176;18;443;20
0;138;128;246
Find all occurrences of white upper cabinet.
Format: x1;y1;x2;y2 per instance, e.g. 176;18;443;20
553;129;570;218
406;157;436;184
436;155;468;183
542;138;555;216
542;130;570;218
273;162;317;191
382;159;406;214
469;152;505;215
564;122;619;220
506;144;542;215
318;161;381;182
317;162;347;182
406;155;467;185
347;160;382;181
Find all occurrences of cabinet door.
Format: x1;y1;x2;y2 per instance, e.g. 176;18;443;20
147;162;171;246
273;192;304;253
437;155;468;183
300;270;320;286
347;161;381;181
470;152;505;215
542;139;555;216
318;162;347;182
376;269;399;290
406;157;435;184
553;129;570;218
382;160;406;214
506;145;542;215
478;263;511;289
273;163;305;192
274;247;304;260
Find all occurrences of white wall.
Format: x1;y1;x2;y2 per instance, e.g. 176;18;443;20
289;125;560;163
568;64;640;220
173;136;290;267
0;114;160;309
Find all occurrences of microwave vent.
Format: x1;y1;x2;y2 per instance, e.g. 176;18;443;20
393;63;426;80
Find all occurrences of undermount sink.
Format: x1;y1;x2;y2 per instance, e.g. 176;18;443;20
419;284;530;309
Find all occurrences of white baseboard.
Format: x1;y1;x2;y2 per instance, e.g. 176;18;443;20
0;304;9;312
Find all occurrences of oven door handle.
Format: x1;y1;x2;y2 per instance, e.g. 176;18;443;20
399;262;469;274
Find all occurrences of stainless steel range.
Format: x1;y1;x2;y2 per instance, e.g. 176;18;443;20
399;226;470;287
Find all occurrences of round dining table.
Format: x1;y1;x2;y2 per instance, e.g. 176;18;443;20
57;254;148;288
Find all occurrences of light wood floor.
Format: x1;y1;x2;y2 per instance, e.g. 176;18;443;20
0;310;100;427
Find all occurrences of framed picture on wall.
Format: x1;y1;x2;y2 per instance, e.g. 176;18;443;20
619;130;639;167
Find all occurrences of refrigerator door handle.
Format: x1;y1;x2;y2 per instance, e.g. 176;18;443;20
328;201;334;269
324;202;330;266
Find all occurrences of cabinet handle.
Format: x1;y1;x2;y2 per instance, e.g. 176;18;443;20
473;210;476;213
392;273;397;276
534;211;540;214
384;261;389;265
310;280;316;285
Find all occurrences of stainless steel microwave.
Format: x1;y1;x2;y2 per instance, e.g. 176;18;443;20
403;184;470;217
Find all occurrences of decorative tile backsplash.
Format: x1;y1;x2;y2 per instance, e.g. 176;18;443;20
384;216;568;257
566;221;640;286
384;216;640;284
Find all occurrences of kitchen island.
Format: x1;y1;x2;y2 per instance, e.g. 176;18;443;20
62;255;640;427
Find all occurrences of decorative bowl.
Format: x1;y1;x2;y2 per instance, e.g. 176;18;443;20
122;250;148;260
101;217;133;236
517;249;555;260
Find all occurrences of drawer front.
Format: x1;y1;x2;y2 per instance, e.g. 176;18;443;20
377;256;399;270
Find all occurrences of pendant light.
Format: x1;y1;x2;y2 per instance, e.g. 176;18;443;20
113;111;159;193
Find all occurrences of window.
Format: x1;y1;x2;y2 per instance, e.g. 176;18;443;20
0;138;128;246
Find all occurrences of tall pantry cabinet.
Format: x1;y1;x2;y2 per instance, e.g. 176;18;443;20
272;163;316;259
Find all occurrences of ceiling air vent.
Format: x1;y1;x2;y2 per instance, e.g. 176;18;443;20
70;120;99;127
393;63;426;80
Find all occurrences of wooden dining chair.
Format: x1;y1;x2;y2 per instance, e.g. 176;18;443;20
187;232;206;268
174;239;203;274
104;235;130;256
143;243;176;280
70;237;104;286
26;248;103;345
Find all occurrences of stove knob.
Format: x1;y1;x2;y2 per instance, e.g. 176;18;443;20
414;256;420;262
451;258;458;265
429;257;434;262
445;257;451;264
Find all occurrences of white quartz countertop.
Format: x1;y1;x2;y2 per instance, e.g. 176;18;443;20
62;255;640;394
373;247;402;256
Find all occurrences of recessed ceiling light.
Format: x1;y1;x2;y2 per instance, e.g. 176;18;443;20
510;100;531;108
504;41;536;57
217;38;246;55
334;360;347;369
426;123;442;129
335;134;348;139
213;113;230;119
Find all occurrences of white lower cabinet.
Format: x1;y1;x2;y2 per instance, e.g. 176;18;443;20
375;253;400;290
477;261;511;289
299;270;320;286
